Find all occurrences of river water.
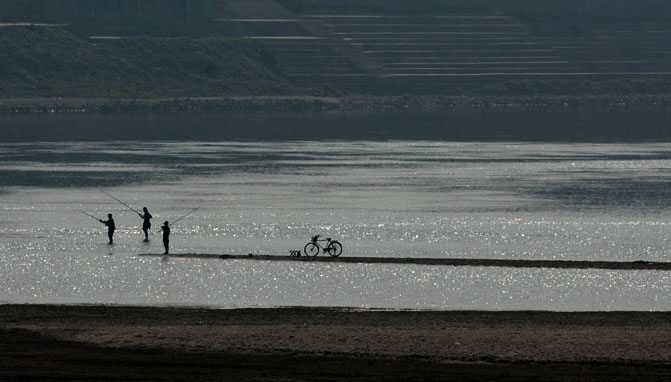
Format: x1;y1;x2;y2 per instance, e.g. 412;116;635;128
1;110;670;310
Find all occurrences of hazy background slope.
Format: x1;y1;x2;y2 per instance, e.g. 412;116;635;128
0;28;291;97
1;0;671;98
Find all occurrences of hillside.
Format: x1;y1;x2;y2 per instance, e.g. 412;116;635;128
1;0;671;101
0;27;292;98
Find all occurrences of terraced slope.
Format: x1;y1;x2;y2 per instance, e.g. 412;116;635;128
530;21;671;75
2;0;671;96
307;13;555;77
216;0;368;88
231;0;671;92
300;12;671;82
261;38;364;78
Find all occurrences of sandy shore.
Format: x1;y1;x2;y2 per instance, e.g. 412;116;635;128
1;305;670;381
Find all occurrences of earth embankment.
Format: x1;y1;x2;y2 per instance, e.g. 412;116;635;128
2;0;671;100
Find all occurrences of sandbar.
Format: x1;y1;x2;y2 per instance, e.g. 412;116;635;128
141;253;671;270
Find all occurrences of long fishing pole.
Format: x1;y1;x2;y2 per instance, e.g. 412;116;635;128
77;210;102;221
170;207;200;226
100;189;140;215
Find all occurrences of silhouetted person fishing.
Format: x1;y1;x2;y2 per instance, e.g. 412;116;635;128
139;207;153;241
99;190;150;242
99;214;115;245
157;208;199;255
160;221;170;254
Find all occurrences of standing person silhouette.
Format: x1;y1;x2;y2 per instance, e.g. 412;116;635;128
99;213;115;245
139;207;153;242
160;221;170;254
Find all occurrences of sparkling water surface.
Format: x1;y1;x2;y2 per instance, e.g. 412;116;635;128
1;113;671;310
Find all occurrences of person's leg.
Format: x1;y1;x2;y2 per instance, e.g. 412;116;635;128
108;231;113;245
163;239;169;254
143;228;148;241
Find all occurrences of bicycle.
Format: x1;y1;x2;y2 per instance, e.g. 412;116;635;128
303;235;343;257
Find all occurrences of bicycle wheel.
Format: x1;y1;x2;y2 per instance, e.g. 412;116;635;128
326;241;343;257
304;242;320;257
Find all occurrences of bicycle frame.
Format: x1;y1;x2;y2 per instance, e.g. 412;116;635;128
310;235;332;248
311;238;332;246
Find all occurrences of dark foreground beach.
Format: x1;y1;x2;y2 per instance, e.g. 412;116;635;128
1;305;670;381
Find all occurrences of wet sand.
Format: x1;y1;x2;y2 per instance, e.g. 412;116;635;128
1;305;670;381
141;253;671;270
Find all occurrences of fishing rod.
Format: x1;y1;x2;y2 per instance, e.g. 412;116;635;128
77;210;102;221
99;189;141;215
170;207;200;226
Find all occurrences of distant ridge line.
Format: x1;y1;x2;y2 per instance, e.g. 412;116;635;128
138;253;671;271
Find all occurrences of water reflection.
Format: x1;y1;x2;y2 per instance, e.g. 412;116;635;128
2;112;671;309
1;252;670;310
3;141;671;213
